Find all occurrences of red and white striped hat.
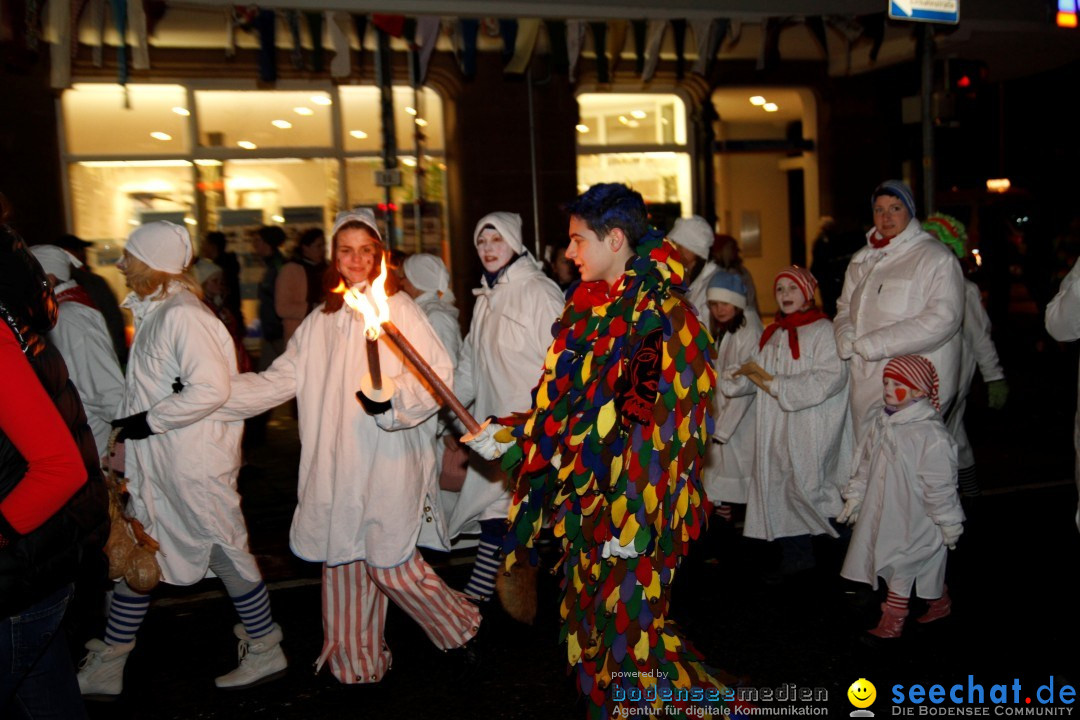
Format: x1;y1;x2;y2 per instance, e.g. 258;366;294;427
883;355;940;411
774;266;818;305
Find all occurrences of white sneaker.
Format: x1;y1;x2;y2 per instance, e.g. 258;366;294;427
214;623;288;689
77;638;134;699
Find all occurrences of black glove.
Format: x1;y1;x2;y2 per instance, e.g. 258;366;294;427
112;411;155;441
356;390;391;416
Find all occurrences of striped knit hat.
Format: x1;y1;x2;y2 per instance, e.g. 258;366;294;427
923;213;968;258
774;265;818;305
883;354;940;411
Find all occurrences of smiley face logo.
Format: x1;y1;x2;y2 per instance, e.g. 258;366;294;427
848;678;877;709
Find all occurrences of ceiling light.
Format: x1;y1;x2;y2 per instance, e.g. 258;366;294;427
763;103;779;112
237;140;257;149
630;110;647;119
401;157;417;167
310;95;332;106
271;214;285;223
405;107;417;115
150;132;172;141
627;120;640;128
618;115;630;125
350;130;368;139
171;106;190;116
271;120;292;129
294;107;314;116
750;96;766;106
415;118;428;127
183;217;197;225
576;124;589;133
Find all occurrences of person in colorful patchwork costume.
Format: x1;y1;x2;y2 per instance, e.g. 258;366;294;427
465;184;729;719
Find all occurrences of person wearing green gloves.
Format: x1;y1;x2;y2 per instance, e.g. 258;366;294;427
923;213;1008;499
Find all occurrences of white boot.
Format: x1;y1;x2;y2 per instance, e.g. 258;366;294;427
77;638;135;699
214;623;288;689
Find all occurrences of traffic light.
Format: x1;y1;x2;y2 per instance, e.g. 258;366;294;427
1058;0;1078;28
945;59;988;97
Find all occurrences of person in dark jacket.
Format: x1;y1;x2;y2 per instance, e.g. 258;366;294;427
0;216;109;719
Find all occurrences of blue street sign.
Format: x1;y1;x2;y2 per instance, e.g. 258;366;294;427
889;0;960;24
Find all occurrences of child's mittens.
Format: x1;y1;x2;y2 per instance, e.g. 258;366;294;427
941;523;963;550
852;336;878;361
836;497;861;525
987;379;1009;410
836;331;856;360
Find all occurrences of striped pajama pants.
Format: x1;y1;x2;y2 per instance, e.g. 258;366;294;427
316;549;481;684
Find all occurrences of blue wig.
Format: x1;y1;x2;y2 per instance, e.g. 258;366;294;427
565;183;650;248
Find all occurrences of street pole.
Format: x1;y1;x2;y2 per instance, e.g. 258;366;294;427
920;23;935;216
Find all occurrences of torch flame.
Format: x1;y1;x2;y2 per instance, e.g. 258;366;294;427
332;255;390;340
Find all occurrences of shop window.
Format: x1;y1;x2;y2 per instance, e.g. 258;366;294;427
194;90;333;150
344;156;447;256
339;86;444;153
576;93;691;221
62;84;191;155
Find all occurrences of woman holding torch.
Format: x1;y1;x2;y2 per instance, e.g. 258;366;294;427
218;209;480;685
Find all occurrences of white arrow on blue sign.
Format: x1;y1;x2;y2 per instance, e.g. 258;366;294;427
889;0;960;24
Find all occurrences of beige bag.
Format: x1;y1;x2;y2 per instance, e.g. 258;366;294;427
102;430;163;592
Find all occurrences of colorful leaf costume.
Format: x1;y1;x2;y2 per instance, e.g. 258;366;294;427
500;231;728;718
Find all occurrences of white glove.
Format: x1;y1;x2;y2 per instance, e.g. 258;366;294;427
601;536;639;560
836;332;856;360
853;336;875;361
941;523;963;550
836;497;862;525
462;418;515;461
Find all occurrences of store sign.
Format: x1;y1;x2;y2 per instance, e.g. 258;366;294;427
374;169;402;187
889;0;960;24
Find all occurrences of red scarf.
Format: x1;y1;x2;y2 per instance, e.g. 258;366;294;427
869;231;894;249
56;285;98;309
759;307;829;359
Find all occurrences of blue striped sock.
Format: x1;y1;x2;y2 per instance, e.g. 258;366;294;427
463;539;502;600
104;592;151;645
231;582;274;639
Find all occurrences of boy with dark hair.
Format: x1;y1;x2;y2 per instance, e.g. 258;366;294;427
465;183;730;718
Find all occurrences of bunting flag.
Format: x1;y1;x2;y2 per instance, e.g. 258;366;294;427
144;0;166;36
728;18;742;48
566;19;586;82
670;18;686;79
641;19;666;82
690;18;727;76
757;17;783;71
327;10;350;77
863;12;886;62
49;0;72;87
589;21;607;83
631;19;646;74
805;15;828;57
606;19;627;75
108;0;127;84
504;17;540;75
256;8;276;82
542;19;568;74
414;15;441;83
286;10;304;70
455;18;478;79
305;11;323;72
498;18;517;63
352;14;367;75
90;0;104;66
128;0;149;69
70;0;89;56
371;13;404;38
